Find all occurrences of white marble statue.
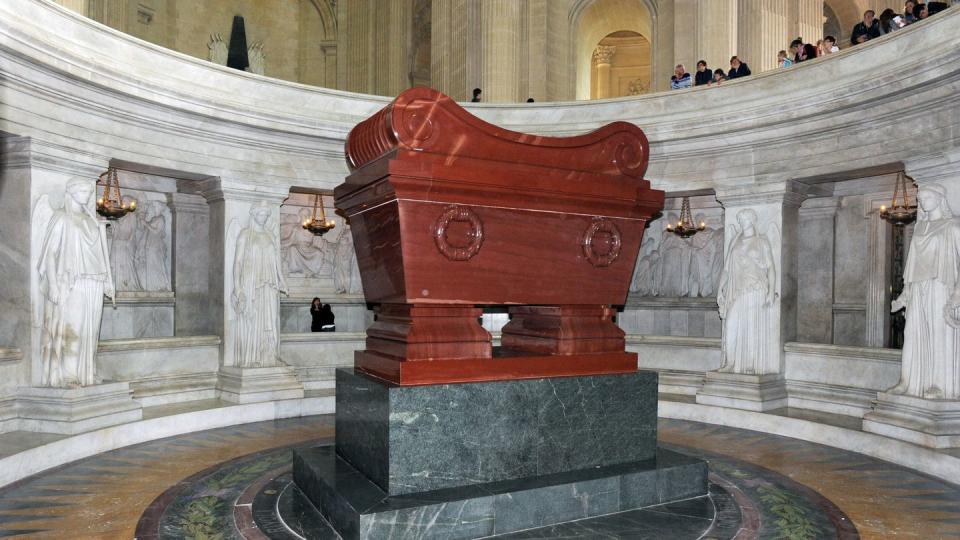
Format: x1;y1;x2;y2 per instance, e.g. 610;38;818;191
136;200;171;291
233;202;288;367
280;207;333;278
109;196;140;291
890;183;960;399
333;230;363;295
208;34;228;65
717;209;779;374
246;42;266;75
34;177;115;387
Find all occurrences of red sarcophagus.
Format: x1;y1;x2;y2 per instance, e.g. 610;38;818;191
335;87;664;385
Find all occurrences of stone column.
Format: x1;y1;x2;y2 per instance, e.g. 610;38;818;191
797;197;839;344
697;0;738;74
480;0;521;102
336;0;372;93
52;0;87;15
864;154;960;448
431;0;483;101
697;181;806;411
793;0;823;46
88;0;127;32
201;179;304;404
372;0;413;97
737;0;789;73
169;193;210;336
592;46;615;100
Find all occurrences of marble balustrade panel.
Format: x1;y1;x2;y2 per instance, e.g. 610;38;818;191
96;336;221;406
279;332;365;390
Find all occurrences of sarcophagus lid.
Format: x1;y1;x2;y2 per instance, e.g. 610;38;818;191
335;87;664;307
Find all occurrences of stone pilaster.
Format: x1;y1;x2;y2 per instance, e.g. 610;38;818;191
168;193;210;336
697;0;738;74
199;179;304;404
864;154;960;448
737;0;789;73
864;204;893;348
480;0;521;102
88;0;127;32
797;197;839;344
336;0;371;93
372;0;413;97
697;181;806;411
792;0;823;46
431;0;482;101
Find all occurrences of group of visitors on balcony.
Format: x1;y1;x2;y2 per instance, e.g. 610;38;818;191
672;1;954;90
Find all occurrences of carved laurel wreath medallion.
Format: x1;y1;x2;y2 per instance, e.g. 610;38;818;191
434;205;484;261
582;217;622;267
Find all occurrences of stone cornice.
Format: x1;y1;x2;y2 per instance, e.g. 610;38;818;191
1;136;107;177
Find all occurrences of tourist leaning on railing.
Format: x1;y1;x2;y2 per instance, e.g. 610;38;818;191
726;56;751;79
778;51;793;68
851;10;881;44
694;60;712;86
670;64;692;90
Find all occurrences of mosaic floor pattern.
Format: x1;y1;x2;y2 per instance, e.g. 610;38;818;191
0;416;956;539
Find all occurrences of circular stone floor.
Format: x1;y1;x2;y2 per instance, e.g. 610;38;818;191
0;417;957;539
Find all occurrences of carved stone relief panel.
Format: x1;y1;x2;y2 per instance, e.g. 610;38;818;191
280;193;363;299
629;200;725;299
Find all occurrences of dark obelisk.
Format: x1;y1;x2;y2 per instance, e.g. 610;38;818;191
226;15;249;72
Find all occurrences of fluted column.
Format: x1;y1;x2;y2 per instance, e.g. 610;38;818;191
737;0;789;73
374;0;413;96
794;0;823;46
88;0;127;32
431;0;480;101
336;0;371;93
697;0;738;73
481;0;521;102
52;0;87;14
592;46;615;99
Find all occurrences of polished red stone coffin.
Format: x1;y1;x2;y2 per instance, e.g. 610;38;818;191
334;87;664;385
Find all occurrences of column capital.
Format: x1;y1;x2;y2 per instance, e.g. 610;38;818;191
592;45;616;65
715;180;809;208
167;192;208;214
197;177;289;205
798;196;839;219
904;149;960;185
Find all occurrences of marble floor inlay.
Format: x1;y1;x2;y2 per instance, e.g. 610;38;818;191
0;416;956;539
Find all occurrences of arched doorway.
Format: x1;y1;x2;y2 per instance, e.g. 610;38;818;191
572;0;655;100
591;30;652;99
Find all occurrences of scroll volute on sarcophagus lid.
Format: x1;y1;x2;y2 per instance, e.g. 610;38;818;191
334;87;664;308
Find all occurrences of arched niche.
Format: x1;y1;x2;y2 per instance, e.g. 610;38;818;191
823;0;867;47
590;30;652;99
571;0;656;100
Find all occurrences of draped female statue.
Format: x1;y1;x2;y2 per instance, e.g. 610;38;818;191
890;183;960;399
109;196;140;291
136;200;171;291
35;177;115;387
232;201;288;367
716;209;779;374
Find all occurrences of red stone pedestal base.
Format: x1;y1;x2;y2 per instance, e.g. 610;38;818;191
356;303;636;385
355;349;638;386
